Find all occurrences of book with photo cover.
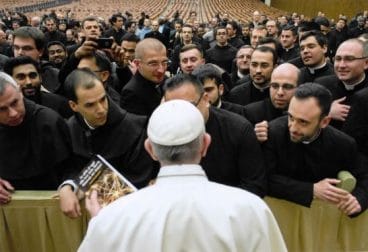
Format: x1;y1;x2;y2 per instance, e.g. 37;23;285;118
75;154;137;207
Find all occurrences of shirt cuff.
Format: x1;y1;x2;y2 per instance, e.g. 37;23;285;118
58;180;79;192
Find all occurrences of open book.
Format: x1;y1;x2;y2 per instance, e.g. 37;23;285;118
75;155;137;207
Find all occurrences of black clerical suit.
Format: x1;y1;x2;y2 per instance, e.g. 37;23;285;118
315;74;368;129
120;72;162;116
243;98;285;125
202;107;267;197
220;100;247;117
280;46;300;62
299;62;334;83
27;90;73;118
66;98;156;188
343;88;368;157
263;116;368;216
205;44;238;73
227;78;269;106
0;99;72;189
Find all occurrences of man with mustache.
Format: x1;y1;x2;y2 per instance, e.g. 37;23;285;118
47;41;68;69
228;46;277;106
4;56;72;118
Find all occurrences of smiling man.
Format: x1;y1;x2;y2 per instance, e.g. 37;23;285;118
263;83;368;217
120;38;168;116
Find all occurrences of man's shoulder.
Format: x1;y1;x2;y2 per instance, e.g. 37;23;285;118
315;74;339;86
210;107;253;131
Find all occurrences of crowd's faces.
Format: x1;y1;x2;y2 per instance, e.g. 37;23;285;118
83;20;101;38
58;23;67;32
120;40;137;67
288;97;328;143
78;58;109;84
164;83;209;120
69;81;108;128
242;26;250;37
250;50;275;87
320;25;330;36
197;26;205;38
181;27;193;43
336;19;346;31
179;48;204;74
203;78;223;106
300;36;327;67
66;29;74;42
151;21;159;32
236;47;254;74
250;29;267;48
143;19;151;28
48;44;67;65
0;85;26;127
127;23;137;33
0;30;6;44
113;17;124;30
253;11;261;23
226;24;236;37
12;64;42;97
13;37;43;61
269;67;298;109
334;41;368;85
280;30;296;49
45;19;57;32
136;48;168;84
266;20;277;36
174;23;182;33
216;28;228;46
12;21;20;30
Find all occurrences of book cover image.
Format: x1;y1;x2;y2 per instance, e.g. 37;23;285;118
76;155;137;207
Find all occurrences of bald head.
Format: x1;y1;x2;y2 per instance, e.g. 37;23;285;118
271;63;300;84
135;38;166;60
270;63;300;109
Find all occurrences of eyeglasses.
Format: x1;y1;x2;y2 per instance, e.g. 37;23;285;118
190;92;204;107
141;60;169;68
335;56;368;63
270;83;296;91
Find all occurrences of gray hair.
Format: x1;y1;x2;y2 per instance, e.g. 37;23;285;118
0;72;18;96
151;133;204;165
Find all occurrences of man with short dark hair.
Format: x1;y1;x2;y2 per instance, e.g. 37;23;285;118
205;26;237;73
230;45;254;88
13;26;61;93
59;68;155;218
0;72;72;204
104;14;126;44
179;44;205;74
4;56;72;118
47;41;68;69
263;83;368;216
44;17;67;45
228;46;277;106
226;21;244;48
279;25;299;62
193;63;246;116
299;30;334;83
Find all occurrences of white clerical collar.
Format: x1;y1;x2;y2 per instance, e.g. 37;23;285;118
237;70;245;79
284;45;295;51
308;61;327;74
342;74;366;90
302;129;321;144
216;99;222;108
84;118;96;130
252;82;269;91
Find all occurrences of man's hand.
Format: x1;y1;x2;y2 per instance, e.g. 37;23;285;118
85;190;102;218
329;97;350;121
0;178;14;204
59;185;82;218
254;120;268;142
74;35;99;59
313;178;348;203
337;193;362;216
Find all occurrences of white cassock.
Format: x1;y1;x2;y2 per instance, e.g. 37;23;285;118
78;165;287;252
